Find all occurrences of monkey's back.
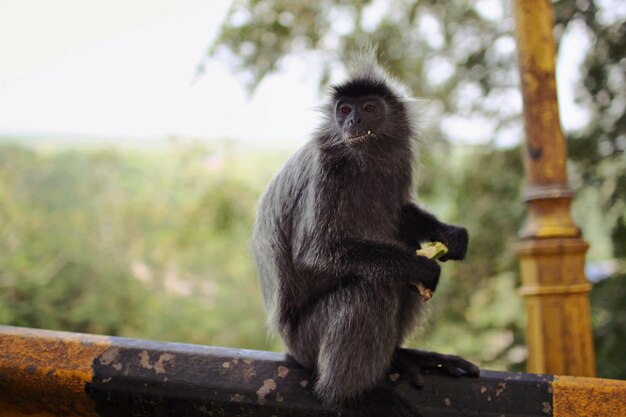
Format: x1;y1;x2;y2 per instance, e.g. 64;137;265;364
251;143;317;329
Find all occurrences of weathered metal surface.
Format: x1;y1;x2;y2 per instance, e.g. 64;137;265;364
2;326;626;416
513;0;568;187
513;0;596;377
553;375;626;417
0;325;110;416
3;325;606;417
513;0;580;241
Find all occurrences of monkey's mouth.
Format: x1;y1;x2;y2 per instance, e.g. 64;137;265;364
346;130;375;144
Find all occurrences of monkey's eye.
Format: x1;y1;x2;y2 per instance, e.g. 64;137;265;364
364;104;376;113
339;105;352;114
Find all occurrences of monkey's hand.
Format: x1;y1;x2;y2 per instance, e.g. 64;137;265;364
432;224;468;262
413;242;447;300
409;256;440;296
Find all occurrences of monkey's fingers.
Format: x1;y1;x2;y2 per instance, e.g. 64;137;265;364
413;242;447;301
413;283;432;301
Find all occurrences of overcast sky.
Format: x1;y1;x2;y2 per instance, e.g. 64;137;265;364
0;0;321;146
0;0;602;147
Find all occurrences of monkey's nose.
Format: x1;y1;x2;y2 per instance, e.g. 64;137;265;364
349;117;362;125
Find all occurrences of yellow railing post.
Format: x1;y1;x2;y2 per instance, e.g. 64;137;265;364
513;0;596;377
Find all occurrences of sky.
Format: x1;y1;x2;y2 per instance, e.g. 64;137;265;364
0;0;320;147
0;0;600;148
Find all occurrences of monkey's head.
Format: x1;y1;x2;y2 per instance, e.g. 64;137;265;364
318;50;417;150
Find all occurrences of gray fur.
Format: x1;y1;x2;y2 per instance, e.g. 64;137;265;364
251;52;468;407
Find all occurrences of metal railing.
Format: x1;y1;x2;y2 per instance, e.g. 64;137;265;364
1;325;625;416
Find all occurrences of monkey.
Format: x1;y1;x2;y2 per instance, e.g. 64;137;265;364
251;51;478;415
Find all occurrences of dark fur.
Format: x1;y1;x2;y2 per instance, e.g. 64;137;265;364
252;52;471;413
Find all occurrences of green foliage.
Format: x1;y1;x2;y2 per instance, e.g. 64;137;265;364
555;0;626;260
210;0;519;147
592;273;626;379
0;142;285;351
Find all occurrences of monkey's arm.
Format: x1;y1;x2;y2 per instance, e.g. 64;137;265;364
398;203;468;261
340;239;441;289
291;238;441;306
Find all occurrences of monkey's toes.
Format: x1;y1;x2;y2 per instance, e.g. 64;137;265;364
413;350;480;378
390;351;424;390
394;348;480;382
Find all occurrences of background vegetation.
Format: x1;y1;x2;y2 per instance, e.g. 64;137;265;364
1;0;624;378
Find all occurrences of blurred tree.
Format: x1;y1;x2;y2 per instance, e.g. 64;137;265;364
591;272;626;379
553;0;626;258
209;0;625;375
0;143;284;351
0;146;144;335
208;0;521;148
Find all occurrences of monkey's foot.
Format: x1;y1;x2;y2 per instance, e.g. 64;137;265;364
390;348;479;389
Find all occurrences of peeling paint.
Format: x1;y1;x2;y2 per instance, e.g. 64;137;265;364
0;326;111;416
243;364;257;383
480;386;487;394
495;382;506;397
139;351;152;369
277;366;289;378
222;362;231;369
99;347;120;366
444;398;451;407
554;375;626;417
256;378;277;405
542;401;552;414
154;353;174;375
299;379;309;388
230;394;245;402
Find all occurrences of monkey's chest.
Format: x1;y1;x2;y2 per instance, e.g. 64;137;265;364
334;188;402;242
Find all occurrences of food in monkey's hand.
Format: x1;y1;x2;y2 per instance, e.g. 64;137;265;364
414;242;448;301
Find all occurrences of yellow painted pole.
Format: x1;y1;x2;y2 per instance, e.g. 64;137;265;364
513;1;596;377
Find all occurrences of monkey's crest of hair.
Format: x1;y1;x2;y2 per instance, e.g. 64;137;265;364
339;50;413;100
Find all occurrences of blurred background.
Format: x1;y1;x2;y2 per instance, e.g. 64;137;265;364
0;0;624;378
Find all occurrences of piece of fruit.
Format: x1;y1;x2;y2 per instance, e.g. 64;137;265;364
413;242;448;301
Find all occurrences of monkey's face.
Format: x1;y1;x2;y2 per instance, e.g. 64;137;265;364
335;95;387;144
